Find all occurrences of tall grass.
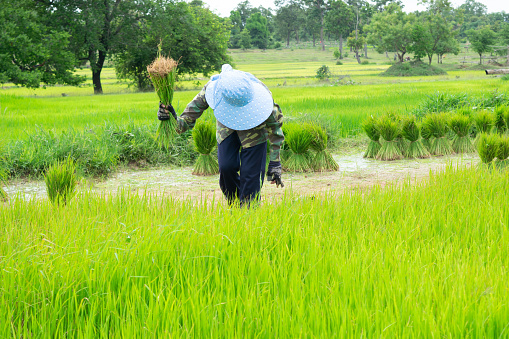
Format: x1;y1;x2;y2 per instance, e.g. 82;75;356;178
1;165;509;336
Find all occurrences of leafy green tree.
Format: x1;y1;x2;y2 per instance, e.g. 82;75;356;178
0;0;84;88
347;34;365;63
303;0;331;51
240;28;252;49
436;34;460;64
114;2;231;90
246;12;269;49
364;3;414;62
304;5;322;47
325;0;354;59
499;23;509;65
467;26;497;65
275;2;302;47
229;10;243;48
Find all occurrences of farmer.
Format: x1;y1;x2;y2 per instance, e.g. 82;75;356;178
157;64;285;206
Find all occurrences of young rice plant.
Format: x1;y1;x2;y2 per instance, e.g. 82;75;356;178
282;123;313;172
307;123;339;171
361;115;382;159
376;115;403;161
401;116;429;159
477;133;499;165
192;120;219;175
44;157;77;206
448;113;475;153
423;113;453;156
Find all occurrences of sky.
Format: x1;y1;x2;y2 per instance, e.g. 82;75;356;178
201;0;507;17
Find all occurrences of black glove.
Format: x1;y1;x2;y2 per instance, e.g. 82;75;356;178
157;102;177;121
267;161;284;188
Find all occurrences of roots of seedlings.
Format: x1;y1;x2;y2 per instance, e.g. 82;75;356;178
284;152;312;172
429;137;453;156
396;137;409;154
192;154;219;175
364;140;382;159
376;140;403;161
404;140;430;159
313;150;339;171
451;135;475;153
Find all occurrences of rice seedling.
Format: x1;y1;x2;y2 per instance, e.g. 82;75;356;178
147;49;179;150
473;110;494;144
420;122;433;151
283;123;313;171
494;105;507;135
422;113;453;156
307;123;339;171
44;157;77;206
496;135;509;168
504;109;509;135
0;169;6;202
375;115;403;161
448;113;475;153
477;132;499;166
192;120;219;175
361;115;382;158
401;116;430;158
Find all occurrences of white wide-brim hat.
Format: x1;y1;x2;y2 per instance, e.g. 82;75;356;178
205;64;273;131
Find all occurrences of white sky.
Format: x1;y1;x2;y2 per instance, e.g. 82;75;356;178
200;0;507;17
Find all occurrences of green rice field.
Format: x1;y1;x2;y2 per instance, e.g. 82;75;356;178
1;47;509;337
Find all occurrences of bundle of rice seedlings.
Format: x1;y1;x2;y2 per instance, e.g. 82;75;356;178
44;157;77;206
361;115;381;158
147;51;179;150
375;115;403;161
422;113;453;156
448;113;475;153
494;105;507;135
504;109;509;134
477;133;499;166
420;121;433;151
401;116;429;158
307;123;339;171
473;110;494;144
283;123;313;172
496;135;509;168
192;120;218;175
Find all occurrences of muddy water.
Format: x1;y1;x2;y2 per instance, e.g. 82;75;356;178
4;152;479;201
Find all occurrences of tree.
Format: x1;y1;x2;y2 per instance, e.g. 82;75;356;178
38;0;153;94
0;0;84;88
114;2;231;90
365;3;414;63
240;28;252;49
304;5;322;47
499;23;509;65
325;0;354;59
246;12;269;49
303;0;331;51
467;26;497;65
275;2;302;47
229;10;243;48
410;0;457;65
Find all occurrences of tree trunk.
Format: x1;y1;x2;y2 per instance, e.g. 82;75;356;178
507;45;509;65
287;32;290;47
339;35;343;59
312;33;316;47
320;10;325;51
385;51;388;58
295;29;299;44
364;43;368;58
93;50;107;94
428;54;432;65
479;53;482;65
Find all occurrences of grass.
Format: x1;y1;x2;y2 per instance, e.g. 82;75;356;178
1;165;509;336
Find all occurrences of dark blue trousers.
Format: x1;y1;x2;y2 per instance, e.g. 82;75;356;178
218;132;267;205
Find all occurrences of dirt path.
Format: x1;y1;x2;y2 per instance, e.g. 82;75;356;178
4;152;479;202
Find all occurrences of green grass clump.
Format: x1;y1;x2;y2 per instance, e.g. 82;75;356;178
380;60;447;77
401;116;430;158
361;115;382;158
423;113;453;156
376;115;403;161
283;123;313;172
307;123;339;171
192;120;219;176
494;105;507;134
477;133;499;165
44;157;77;206
448;113;475;153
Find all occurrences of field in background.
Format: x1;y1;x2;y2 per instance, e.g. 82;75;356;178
1;46;507;141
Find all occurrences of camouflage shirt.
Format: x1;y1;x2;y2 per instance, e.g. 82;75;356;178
176;84;285;162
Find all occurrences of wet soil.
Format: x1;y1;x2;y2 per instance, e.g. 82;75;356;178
4;152;479;201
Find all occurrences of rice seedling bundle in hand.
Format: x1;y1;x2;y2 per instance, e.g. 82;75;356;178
307;123;339;171
362;115;381;158
147;54;179;150
477;133;499;166
423;113;453;156
375;115;403;161
192;120;219;176
448;113;475;153
473;110;494;144
494;105;507;134
401;116;429;158
283;123;313;172
44;157;77;206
